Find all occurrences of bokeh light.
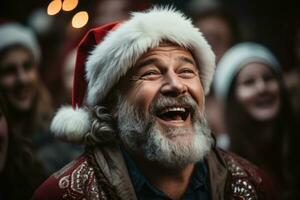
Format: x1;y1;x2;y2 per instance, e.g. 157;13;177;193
62;0;79;12
47;0;62;15
72;11;89;28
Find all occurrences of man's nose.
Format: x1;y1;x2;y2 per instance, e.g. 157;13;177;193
160;71;187;97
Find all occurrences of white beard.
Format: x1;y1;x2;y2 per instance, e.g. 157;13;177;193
116;95;213;169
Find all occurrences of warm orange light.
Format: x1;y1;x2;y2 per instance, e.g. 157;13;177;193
72;11;89;28
62;0;78;12
47;0;62;15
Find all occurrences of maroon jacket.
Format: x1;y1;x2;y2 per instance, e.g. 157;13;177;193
32;146;276;200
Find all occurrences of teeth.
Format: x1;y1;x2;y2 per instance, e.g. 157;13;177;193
159;107;186;115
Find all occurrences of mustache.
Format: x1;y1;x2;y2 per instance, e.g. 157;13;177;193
149;95;199;117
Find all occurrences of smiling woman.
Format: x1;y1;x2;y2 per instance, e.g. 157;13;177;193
0;45;38;112
234;62;281;121
0;23;53;137
214;42;298;199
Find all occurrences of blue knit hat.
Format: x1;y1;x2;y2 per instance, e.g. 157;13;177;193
0;22;40;63
213;42;281;102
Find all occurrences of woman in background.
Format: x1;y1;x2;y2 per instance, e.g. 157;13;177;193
213;42;298;199
0;94;46;200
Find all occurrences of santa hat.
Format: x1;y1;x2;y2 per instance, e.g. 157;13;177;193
51;7;216;143
0;22;40;63
213;42;281;102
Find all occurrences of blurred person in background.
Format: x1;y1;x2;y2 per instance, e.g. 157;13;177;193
193;9;239;64
187;0;241;149
0;22;52;138
284;21;300;120
90;0;149;27
187;0;240;63
0;94;46;200
0;22;83;174
283;20;300;199
214;42;298;199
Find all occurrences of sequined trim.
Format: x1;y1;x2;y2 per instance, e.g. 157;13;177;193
231;179;257;200
58;160;100;200
226;156;258;200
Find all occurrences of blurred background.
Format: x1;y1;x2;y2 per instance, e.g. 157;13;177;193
0;0;298;107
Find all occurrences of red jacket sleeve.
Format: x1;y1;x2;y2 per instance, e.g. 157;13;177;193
32;155;97;200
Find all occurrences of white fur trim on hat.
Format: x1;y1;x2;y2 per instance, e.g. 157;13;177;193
50;106;91;142
213;42;281;102
86;6;216;106
0;23;40;63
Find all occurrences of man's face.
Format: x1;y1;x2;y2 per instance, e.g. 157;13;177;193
117;43;212;168
0;46;38;112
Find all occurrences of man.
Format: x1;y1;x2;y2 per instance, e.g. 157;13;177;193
33;7;274;200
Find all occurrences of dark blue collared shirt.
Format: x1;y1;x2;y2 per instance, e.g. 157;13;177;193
122;149;210;200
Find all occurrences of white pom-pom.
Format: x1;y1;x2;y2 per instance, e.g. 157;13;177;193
50;106;91;142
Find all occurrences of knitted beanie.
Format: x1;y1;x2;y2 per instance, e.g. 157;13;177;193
0;22;40;63
213;42;281;102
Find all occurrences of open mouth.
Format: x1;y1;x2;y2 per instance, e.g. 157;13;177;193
255;95;276;108
13;86;33;100
156;106;190;121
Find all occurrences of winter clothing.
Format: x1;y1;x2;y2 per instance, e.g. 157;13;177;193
33;145;275;200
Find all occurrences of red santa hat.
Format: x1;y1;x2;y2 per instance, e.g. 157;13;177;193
51;7;216;143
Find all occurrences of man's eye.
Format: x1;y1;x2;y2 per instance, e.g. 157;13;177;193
179;68;197;78
140;71;161;80
181;69;194;74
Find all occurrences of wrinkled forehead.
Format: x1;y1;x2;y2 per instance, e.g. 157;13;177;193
147;41;194;57
133;41;197;69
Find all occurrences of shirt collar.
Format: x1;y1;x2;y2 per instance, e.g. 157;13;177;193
121;147;147;192
186;161;209;194
121;147;209;195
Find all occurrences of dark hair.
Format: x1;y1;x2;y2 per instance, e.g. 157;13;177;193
0;94;47;200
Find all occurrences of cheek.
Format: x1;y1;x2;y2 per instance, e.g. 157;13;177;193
269;81;280;96
28;70;39;84
235;86;256;106
125;82;160;111
188;79;205;108
0;75;16;89
268;82;281;109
